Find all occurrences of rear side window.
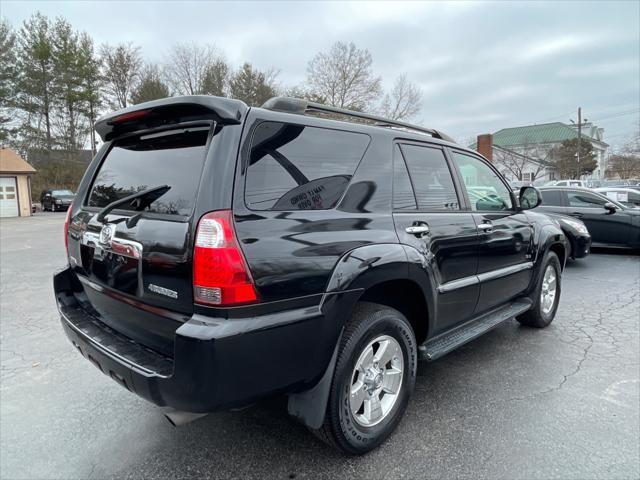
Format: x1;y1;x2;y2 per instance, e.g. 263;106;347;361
400;144;459;210
568;191;608;208
393;145;417;210
540;189;564;206
87;128;209;216
245;122;369;210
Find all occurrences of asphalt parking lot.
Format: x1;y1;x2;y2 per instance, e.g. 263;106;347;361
1;213;639;480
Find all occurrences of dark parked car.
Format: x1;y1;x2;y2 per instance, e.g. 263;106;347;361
41;189;75;212
54;96;567;454
594;187;640;208
538;187;640;249
544;213;591;259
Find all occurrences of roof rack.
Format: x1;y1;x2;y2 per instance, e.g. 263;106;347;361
261;97;456;144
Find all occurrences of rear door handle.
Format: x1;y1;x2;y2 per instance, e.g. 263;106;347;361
570;212;583;218
405;225;430;236
477;221;493;233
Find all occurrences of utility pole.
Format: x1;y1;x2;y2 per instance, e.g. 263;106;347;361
576;107;581;180
570;107;588;179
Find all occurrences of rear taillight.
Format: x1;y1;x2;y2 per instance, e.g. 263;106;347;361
193;210;258;307
64;203;73;252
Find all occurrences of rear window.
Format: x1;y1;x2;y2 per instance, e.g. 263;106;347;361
87;128;209;216
245;122;369;210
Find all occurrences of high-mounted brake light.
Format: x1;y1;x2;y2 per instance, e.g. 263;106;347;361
193;210;258;307
111;109;151;124
64;203;73;252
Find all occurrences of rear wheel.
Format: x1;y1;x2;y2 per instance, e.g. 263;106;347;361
517;251;561;328
313;302;417;454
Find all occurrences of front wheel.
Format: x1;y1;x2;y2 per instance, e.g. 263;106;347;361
517;251;562;328
313;302;417;454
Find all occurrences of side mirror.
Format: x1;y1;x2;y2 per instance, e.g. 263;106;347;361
519;186;542;210
604;202;617;214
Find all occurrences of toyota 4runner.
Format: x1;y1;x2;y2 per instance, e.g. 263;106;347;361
54;96;566;454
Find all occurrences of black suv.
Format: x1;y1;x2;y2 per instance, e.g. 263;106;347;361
54;96;566;454
41;188;75;212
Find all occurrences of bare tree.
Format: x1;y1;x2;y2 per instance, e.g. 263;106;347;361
100;42;142;109
379;74;422;120
622;125;639;156
165;43;227;96
306;42;381;111
606;154;640;179
493;142;547;181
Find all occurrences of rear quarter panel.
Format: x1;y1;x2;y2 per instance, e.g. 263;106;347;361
232;111;398;303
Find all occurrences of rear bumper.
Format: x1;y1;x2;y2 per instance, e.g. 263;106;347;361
55;267;358;412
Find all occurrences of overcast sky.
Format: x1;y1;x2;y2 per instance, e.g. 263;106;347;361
3;0;639;149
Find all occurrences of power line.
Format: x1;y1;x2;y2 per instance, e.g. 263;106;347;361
534;111;574;124
590;108;640;122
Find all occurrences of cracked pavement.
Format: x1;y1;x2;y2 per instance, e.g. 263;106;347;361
1;214;639;479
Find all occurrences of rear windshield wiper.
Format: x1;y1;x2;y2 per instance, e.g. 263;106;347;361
96;184;171;223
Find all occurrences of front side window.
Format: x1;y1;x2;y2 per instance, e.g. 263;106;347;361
451;151;513;211
245;122;369;210
568;191;608;208
400;144;459;210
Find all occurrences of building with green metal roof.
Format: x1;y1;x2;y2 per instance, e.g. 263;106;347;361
471;121;609;181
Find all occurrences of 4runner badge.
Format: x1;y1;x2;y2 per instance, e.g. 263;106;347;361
148;284;178;299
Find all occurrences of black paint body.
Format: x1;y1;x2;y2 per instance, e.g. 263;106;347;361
544;212;592;259
54;96;567;414
537;187;640;249
41;188;75;212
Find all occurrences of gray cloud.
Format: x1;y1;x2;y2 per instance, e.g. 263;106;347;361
3;0;639;148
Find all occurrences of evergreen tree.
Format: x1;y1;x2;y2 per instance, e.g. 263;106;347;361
549;138;597;178
78;33;102;155
100;42;142;109
229;63;277;106
131;64;170;104
200;59;228;97
52;17;84;151
0;20;17;145
15;13;56;151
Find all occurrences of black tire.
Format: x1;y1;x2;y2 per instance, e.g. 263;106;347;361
312;302;417;455
517;251;561;328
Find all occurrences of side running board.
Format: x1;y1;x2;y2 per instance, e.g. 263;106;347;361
419;299;533;361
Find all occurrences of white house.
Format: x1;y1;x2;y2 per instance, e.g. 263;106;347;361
473;122;609;182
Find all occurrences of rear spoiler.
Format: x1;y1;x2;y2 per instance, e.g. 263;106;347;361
95;96;249;141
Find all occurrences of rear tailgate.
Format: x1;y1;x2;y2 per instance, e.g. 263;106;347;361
66;97;247;356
